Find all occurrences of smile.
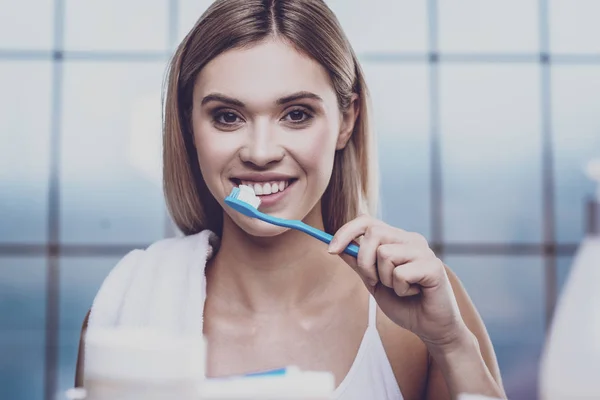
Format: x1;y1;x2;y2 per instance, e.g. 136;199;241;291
230;178;297;196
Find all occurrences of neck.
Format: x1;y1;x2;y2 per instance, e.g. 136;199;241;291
206;207;347;314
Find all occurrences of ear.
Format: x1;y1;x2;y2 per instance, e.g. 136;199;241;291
336;94;360;150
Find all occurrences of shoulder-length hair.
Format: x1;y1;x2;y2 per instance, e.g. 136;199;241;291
163;0;378;236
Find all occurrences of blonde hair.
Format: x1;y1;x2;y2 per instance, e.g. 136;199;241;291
163;0;379;236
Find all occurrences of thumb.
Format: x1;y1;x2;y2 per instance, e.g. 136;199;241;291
333;237;362;270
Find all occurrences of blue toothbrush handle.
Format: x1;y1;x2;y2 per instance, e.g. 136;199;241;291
297;221;360;258
342;243;360;258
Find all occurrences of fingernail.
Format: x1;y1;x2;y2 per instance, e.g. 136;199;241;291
327;241;337;253
368;279;378;287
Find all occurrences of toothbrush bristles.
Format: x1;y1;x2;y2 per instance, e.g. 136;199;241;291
235;185;261;209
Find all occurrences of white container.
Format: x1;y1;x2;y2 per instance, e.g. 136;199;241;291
539;237;600;399
74;327;334;400
82;327;205;400
585;158;600;200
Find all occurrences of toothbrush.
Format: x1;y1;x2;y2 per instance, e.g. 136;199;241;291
224;185;359;257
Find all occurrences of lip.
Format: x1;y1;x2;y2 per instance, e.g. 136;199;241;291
230;172;296;182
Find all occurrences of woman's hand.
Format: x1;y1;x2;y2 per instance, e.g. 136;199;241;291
329;215;507;399
328;215;470;350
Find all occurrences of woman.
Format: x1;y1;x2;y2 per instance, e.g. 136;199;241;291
76;0;505;398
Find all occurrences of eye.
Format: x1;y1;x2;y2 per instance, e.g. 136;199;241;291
282;108;313;124
212;109;245;129
215;111;242;125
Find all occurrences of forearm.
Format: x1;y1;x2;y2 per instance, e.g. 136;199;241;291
427;328;506;400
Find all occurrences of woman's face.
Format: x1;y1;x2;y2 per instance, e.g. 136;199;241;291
191;39;356;237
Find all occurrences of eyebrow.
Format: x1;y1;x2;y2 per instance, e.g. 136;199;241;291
276;91;323;105
200;91;323;108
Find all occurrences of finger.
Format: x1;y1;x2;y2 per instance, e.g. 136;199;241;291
327;214;373;254
392;265;423;297
392;261;441;297
375;243;422;288
355;228;380;287
329;217;404;255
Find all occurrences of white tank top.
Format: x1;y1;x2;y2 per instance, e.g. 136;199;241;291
332;295;404;400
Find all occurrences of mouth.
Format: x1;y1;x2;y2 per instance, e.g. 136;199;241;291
230;178;298;197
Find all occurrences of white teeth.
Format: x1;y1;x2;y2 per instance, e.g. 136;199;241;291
238;179;292;195
263;182;272;195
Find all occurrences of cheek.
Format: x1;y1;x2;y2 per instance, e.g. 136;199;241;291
291;122;338;185
193;124;236;187
305;138;336;170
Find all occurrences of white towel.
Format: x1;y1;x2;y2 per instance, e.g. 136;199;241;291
85;229;219;360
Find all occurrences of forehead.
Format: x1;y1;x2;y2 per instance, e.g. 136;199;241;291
194;39;337;105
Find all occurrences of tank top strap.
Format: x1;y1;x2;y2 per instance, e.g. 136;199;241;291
368;294;377;327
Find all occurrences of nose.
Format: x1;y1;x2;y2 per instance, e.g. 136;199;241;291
238;120;285;167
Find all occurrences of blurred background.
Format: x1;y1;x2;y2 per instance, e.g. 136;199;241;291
1;0;599;399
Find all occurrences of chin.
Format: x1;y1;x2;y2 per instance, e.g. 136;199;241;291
226;210;291;238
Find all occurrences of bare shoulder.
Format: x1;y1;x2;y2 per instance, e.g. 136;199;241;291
377;307;429;400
